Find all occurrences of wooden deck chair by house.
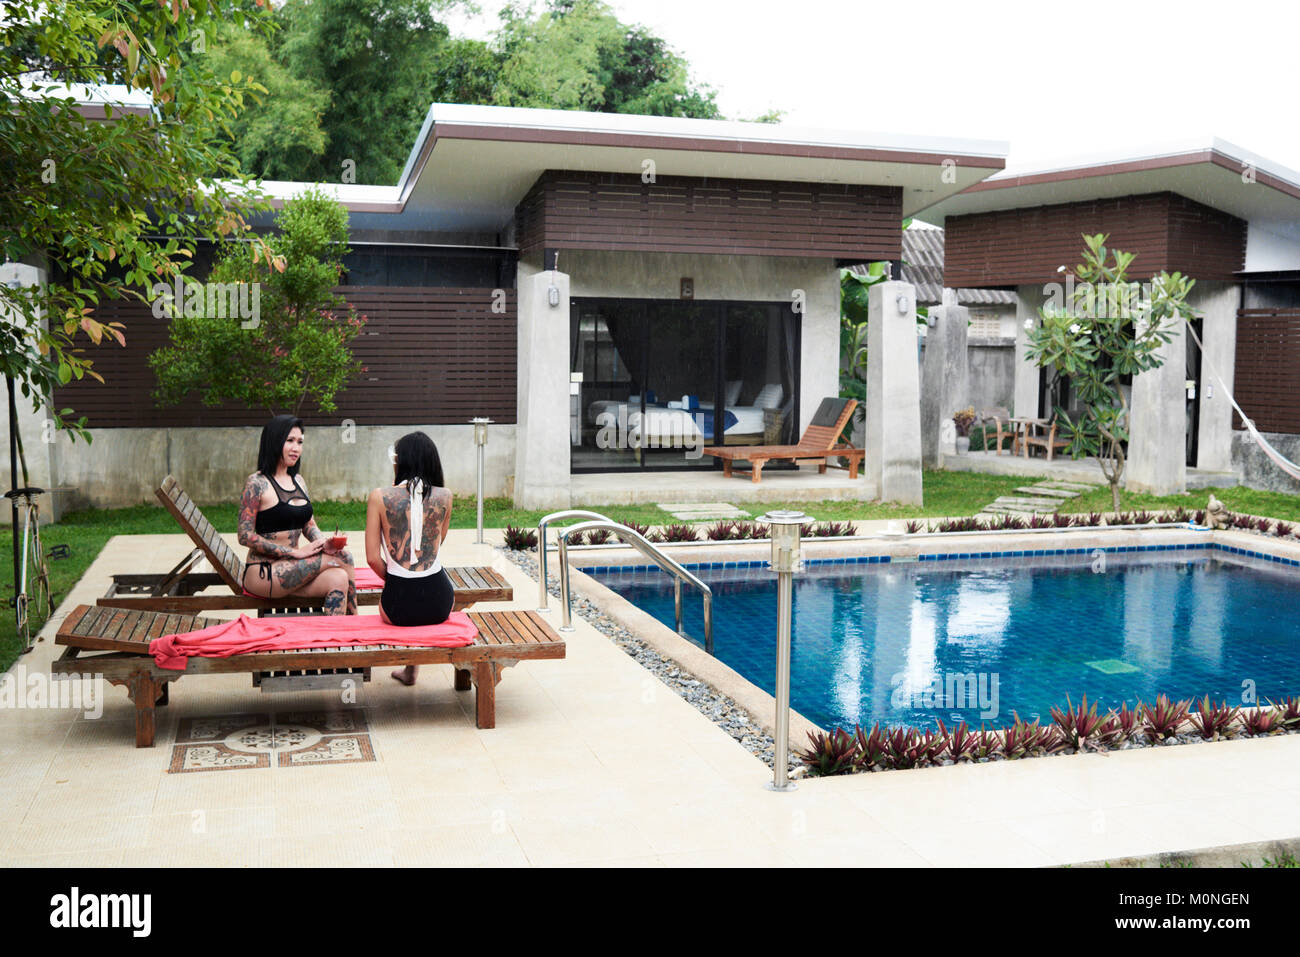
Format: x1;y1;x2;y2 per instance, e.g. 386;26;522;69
1019;417;1070;461
976;407;1014;455
53;603;565;746
703;398;864;483
98;475;512;614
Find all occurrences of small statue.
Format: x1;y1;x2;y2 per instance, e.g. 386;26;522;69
1206;494;1231;530
939;419;957;456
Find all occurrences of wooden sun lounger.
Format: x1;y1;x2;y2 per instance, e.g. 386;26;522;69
53;604;565;746
98;475;512;613
703;397;864;483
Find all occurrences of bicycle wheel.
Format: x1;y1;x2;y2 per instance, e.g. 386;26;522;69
15;591;29;649
31;523;54;618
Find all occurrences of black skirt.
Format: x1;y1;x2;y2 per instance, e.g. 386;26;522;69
379;568;454;627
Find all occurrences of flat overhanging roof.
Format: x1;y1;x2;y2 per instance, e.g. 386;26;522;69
252;103;1009;232
913;137;1300;232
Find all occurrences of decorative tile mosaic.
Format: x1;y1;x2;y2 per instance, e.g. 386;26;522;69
169;709;374;773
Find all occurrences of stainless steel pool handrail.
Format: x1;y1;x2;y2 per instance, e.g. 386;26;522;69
536;510;614;612
554;519;713;655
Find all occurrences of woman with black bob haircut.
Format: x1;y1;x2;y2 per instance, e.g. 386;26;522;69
365;431;454;685
237;415;356;614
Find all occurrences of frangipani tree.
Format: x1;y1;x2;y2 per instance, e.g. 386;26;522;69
1024;233;1198;511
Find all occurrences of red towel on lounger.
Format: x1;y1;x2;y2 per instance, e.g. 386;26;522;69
149;612;478;671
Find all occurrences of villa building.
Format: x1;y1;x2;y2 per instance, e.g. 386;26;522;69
21;103;1007;509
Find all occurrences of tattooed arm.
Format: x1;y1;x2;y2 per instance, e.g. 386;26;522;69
364;487;387;581
430;487;452;551
236;473;321;560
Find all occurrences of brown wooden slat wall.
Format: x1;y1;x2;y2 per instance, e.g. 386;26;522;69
516;170;903;261
944;192;1246;287
54;286;516;428
1233;308;1300;434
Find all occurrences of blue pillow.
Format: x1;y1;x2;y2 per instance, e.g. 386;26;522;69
646;389;657;404
685;395;700;411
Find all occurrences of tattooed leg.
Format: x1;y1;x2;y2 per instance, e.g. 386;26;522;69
323;589;346;616
346;580;357;615
275;555;324;592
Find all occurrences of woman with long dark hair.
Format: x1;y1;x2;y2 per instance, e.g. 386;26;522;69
365;431;453;685
237;415;356;614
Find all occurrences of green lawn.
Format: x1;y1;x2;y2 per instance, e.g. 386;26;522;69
2;469;1296;673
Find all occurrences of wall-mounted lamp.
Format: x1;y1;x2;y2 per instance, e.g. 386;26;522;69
896;294;911;315
548;250;561;308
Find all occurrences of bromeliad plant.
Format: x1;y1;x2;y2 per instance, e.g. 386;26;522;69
797;728;858;776
1190;696;1240;741
1142;694;1191;741
1051;694;1107;752
1023;233;1198;511
502;525;538;550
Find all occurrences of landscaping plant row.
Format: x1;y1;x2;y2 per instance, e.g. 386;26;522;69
798;694;1300;776
503;519;859;550
908;507;1297;538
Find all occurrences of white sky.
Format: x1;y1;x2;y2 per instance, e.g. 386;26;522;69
447;0;1299;172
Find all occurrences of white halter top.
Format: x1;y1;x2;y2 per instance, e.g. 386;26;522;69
381;481;442;578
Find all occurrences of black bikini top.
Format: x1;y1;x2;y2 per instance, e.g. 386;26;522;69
255;475;313;534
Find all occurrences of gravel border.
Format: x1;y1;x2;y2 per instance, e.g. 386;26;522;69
501;547;801;774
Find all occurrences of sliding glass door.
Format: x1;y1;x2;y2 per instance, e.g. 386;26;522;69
570;298;800;472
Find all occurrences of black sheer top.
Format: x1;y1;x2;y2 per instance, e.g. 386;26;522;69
254;475;313;534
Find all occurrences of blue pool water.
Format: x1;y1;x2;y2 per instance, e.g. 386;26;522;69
587;548;1300;732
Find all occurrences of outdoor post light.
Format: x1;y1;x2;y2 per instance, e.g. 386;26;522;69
757;509;807;792
471;418;492;544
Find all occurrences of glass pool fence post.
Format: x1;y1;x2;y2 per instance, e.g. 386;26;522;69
758;510;806;792
471;418;492;544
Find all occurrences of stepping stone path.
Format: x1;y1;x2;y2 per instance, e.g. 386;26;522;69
980;480;1099;515
658;502;751;521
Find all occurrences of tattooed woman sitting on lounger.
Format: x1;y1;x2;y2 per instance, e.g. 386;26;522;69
365;431;453;685
237;415;356;615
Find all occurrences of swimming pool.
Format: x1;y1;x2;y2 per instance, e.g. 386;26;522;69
585;546;1300;732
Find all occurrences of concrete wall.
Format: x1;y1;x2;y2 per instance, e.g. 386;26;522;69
36;423;516;511
864;280;921;504
968;338;1016;413
1231;430;1300;494
1013;285;1042;418
513;263;571;510
918;305;970;467
1127;315;1187;495
1191;281;1240;472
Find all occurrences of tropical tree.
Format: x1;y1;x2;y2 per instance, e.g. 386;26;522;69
1023;233;1197;510
1;0;274;448
200;18;330;180
492;0;721;118
276;0;476;185
149;186;366;418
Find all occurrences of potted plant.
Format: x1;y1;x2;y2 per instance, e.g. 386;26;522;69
952;407;976;454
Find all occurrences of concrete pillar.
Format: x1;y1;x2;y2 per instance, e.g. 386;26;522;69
1127;314;1187;495
512;265;572;510
1191;281;1240;473
864;281;922;505
919;304;970;467
0;260;58;524
1012;285;1042;418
